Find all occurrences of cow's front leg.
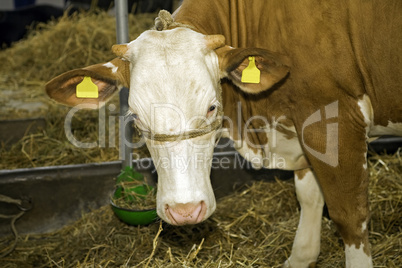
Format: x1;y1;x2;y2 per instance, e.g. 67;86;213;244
296;100;373;268
284;168;324;268
319;168;373;268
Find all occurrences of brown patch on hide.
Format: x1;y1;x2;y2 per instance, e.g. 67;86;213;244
112;44;129;58
295;168;310;180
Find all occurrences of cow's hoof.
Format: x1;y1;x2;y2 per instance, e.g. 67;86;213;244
283;259;317;268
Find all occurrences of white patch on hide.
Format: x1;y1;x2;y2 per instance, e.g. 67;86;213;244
357;95;371;169
358;94;402;137
357;95;373;137
103;62;118;73
363;151;367;170
345;243;373;268
371;121;402;136
232;139;263;169
358;94;402;170
361;221;367;233
224;121;308;170
264;124;307;170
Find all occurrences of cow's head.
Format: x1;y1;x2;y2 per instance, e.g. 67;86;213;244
46;27;290;225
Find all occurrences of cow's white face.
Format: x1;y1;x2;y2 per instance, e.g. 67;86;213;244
46;26;290;225
124;28;222;225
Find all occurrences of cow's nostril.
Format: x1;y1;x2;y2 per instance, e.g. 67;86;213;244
165;201;206;225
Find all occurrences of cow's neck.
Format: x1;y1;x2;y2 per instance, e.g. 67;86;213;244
173;0;267;47
220;82;309;171
173;0;309;170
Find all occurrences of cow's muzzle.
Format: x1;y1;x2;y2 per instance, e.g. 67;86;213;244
165;201;207;225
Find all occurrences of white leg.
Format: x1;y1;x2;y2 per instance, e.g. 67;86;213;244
345;243;373;268
284;168;324;268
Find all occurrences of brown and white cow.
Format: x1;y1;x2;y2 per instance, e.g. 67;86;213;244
46;0;402;267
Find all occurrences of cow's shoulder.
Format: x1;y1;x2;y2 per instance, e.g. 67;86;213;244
222;116;308;171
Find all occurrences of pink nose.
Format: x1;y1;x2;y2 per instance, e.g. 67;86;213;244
165;201;206;225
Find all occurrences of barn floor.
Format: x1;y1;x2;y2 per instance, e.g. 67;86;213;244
0;152;400;267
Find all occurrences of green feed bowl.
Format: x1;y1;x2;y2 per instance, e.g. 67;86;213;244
110;185;158;226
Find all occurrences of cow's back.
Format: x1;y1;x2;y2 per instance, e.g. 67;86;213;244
174;0;402;128
347;1;402;126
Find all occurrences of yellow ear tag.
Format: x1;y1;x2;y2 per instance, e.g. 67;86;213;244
76;76;99;98
241;56;260;84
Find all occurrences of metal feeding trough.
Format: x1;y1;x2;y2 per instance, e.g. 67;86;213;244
0;136;401;237
0;148;295;237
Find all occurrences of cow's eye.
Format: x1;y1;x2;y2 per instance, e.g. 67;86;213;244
208;105;216;112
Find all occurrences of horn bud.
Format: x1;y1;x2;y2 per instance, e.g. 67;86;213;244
112;44;128;58
205;35;226;50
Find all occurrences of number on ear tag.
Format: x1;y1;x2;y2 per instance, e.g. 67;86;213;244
76;76;99;98
241;56;260;84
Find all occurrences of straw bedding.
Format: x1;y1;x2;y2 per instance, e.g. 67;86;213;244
0;8;400;268
0;151;400;267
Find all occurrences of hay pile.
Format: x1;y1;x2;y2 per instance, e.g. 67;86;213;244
0;152;400;267
0;10;155;169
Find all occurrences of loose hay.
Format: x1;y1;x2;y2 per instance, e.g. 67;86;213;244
0;152;400;267
0;106;122;169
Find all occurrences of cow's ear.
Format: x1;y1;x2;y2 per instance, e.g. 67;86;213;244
215;46;291;94
45;57;130;107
